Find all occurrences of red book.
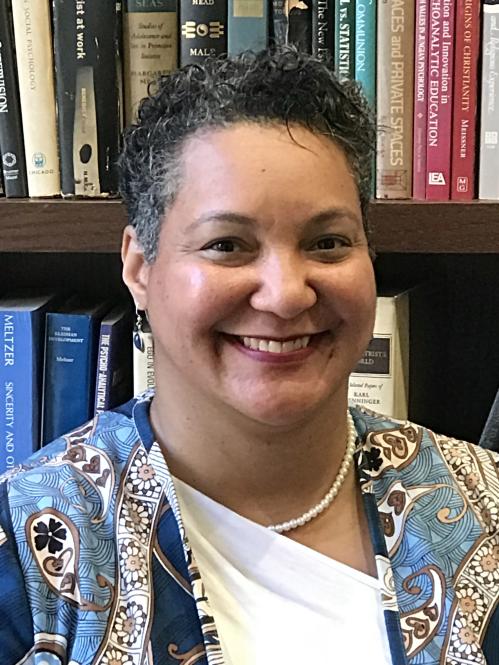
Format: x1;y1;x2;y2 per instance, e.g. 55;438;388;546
425;0;455;200
450;0;480;199
412;0;429;199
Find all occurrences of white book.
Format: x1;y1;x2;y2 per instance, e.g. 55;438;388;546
11;0;60;196
133;329;155;395
349;291;410;420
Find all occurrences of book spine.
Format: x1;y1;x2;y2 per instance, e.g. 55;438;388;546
42;314;96;444
133;330;155;395
123;0;178;125
355;0;376;108
288;0;312;51
450;0;480;199
270;0;288;46
412;0;428;199
312;0;334;61
425;0;455;200
0;0;28;197
179;0;227;66
52;0;123;197
348;294;409;420
228;0;268;54
335;0;355;79
94;323;112;415
11;0;60;197
478;0;499;199
376;0;415;198
0;310;39;474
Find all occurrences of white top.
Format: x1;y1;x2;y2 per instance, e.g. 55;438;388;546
174;477;393;665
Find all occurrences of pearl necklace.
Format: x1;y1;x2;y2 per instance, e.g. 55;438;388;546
267;411;357;533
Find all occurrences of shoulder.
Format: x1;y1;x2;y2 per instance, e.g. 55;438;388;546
350;403;499;503
0;400;145;653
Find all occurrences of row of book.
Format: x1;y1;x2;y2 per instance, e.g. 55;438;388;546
0;0;497;201
1;289;411;475
0;294;155;475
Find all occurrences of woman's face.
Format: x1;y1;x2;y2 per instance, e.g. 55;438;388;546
124;123;376;427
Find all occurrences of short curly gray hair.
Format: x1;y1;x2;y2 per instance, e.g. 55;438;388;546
119;47;376;262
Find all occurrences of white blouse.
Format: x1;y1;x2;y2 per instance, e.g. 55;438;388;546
174;477;393;665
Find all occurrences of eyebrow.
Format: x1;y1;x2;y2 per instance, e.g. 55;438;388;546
184;207;362;233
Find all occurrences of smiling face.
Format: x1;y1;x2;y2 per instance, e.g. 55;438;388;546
123;123;376;428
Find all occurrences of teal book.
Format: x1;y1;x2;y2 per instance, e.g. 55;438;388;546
355;0;375;109
228;0;268;54
335;0;355;79
0;293;58;474
41;300;110;444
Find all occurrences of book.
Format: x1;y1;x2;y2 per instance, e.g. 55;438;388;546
0;294;58;474
288;0;312;51
52;0;123;197
376;0;415;198
94;305;133;415
355;0;376;109
478;0;499;200
335;0;355;79
479;387;499;451
450;0;480;200
133;319;155;395
412;0;428;199
270;0;288;46
228;0;268;55
41;301;110;444
11;0;60;197
425;0;456;200
0;0;28;198
349;291;409;419
123;0;178;125
312;0;333;61
179;0;227;65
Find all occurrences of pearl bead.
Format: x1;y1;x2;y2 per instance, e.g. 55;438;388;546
268;411;357;534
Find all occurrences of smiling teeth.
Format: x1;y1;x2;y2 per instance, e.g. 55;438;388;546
241;336;311;353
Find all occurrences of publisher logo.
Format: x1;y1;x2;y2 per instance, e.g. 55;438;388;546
485;131;498;146
428;172;446;186
3;152;16;168
32;152;46;169
456;177;468;193
181;21;225;38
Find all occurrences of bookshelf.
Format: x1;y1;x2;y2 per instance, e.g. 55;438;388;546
2;198;499;445
1;199;499;253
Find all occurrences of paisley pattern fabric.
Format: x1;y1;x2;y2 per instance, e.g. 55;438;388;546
1;392;499;665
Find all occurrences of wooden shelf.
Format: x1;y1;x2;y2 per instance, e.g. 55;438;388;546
0;198;498;253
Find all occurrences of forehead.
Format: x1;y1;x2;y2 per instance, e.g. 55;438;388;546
169;122;362;227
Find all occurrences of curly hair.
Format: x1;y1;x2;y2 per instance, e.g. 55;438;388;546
119;47;376;262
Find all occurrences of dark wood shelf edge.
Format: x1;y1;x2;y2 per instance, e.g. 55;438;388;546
0;198;498;253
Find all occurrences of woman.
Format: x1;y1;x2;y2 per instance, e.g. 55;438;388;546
1;49;498;665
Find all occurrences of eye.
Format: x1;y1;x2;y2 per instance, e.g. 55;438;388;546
202;238;240;253
310;235;349;252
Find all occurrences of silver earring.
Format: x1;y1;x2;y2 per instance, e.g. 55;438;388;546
133;306;146;352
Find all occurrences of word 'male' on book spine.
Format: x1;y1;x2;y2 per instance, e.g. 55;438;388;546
52;0;123;197
11;0;60;197
478;0;499;200
0;0;28;198
123;0;179;126
376;0;415;198
179;0;227;65
425;0;456;200
450;0;480;200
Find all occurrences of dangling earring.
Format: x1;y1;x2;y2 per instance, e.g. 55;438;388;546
133;305;146;352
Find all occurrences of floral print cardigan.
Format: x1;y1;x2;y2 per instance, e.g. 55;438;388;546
1;391;499;665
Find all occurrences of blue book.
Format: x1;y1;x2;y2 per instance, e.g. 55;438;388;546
93;304;133;415
0;293;58;474
41;301;110;445
354;0;376;110
227;0;268;54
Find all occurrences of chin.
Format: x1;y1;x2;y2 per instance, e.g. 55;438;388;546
233;391;332;429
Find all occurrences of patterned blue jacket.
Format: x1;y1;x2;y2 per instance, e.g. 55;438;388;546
1;392;499;665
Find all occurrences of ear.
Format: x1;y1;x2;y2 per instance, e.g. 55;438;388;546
121;225;151;309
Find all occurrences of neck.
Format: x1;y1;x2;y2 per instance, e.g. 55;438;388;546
149;373;354;528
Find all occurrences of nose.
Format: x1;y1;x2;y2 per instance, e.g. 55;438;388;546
249;251;318;320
